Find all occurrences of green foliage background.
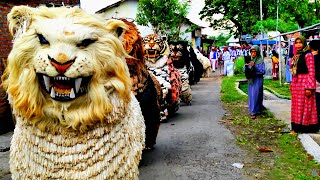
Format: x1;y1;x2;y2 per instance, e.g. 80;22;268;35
234;57;245;75
200;0;320;35
136;0;190;41
209;34;232;47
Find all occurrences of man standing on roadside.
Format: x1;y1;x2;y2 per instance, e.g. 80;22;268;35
222;46;231;75
209;47;219;72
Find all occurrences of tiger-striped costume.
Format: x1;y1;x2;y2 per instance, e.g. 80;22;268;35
169;41;193;105
144;34;181;120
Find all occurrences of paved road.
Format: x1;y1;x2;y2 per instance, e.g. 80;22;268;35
0;74;247;180
139;74;246;180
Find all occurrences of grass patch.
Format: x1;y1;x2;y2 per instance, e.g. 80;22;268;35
239;82;248;95
221;74;247;103
269;134;320;179
237;79;291;99
264;79;291;99
221;75;320;179
234;57;245;75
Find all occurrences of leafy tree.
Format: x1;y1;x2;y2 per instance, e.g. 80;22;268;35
276;0;314;28
252;19;298;34
199;0;261;36
200;0;320;35
136;0;190;40
209;33;232;47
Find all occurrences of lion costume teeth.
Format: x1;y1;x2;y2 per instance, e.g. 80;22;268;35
38;74;91;101
3;5;145;179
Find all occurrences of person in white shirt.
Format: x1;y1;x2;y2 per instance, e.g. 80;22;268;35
222;46;231;75
209;47;219;72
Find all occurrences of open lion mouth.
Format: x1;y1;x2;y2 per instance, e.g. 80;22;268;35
171;56;180;61
38;74;91;101
146;49;158;58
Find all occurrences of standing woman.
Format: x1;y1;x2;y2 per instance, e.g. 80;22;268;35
271;50;279;80
290;36;319;133
247;45;266;119
285;44;294;84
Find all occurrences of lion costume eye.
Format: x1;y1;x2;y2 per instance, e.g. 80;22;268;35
143;37;150;42
37;34;50;45
77;39;96;48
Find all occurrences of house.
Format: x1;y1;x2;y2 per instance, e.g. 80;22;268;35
226;35;240;47
80;0;204;48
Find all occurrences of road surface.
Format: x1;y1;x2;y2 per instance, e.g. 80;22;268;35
139;74;246;180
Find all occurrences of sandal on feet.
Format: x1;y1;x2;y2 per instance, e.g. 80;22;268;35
290;131;298;135
250;115;256;119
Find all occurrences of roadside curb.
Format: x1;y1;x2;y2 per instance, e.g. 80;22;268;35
235;82;247;96
263;86;291;100
235;79;248;96
298;134;320;163
234;79;291;100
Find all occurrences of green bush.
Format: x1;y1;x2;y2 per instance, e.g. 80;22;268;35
234;56;245;75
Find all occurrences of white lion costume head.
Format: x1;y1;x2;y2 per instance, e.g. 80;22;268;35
4;5;133;131
3;6;145;179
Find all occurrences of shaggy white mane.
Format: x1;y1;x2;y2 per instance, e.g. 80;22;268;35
3;6;132;132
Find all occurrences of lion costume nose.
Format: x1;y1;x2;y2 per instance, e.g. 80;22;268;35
48;55;75;74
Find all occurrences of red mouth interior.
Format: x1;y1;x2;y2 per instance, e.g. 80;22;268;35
54;81;72;89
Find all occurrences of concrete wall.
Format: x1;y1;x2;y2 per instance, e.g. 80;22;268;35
99;0;153;37
180;23;193;44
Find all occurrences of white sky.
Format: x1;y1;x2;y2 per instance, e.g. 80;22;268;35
80;0;120;14
80;0;226;36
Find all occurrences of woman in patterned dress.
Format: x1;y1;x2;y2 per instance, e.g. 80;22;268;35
290;36;319;133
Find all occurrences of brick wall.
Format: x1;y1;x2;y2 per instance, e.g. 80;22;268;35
0;0;79;134
0;0;79;61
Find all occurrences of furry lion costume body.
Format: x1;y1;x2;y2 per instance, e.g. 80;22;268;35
120;18;161;150
3;6;145;179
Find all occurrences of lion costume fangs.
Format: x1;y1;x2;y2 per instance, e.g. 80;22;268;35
3;6;145;179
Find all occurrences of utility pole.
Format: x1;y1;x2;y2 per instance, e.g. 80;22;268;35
260;0;263;58
276;0;279;32
277;0;282;85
